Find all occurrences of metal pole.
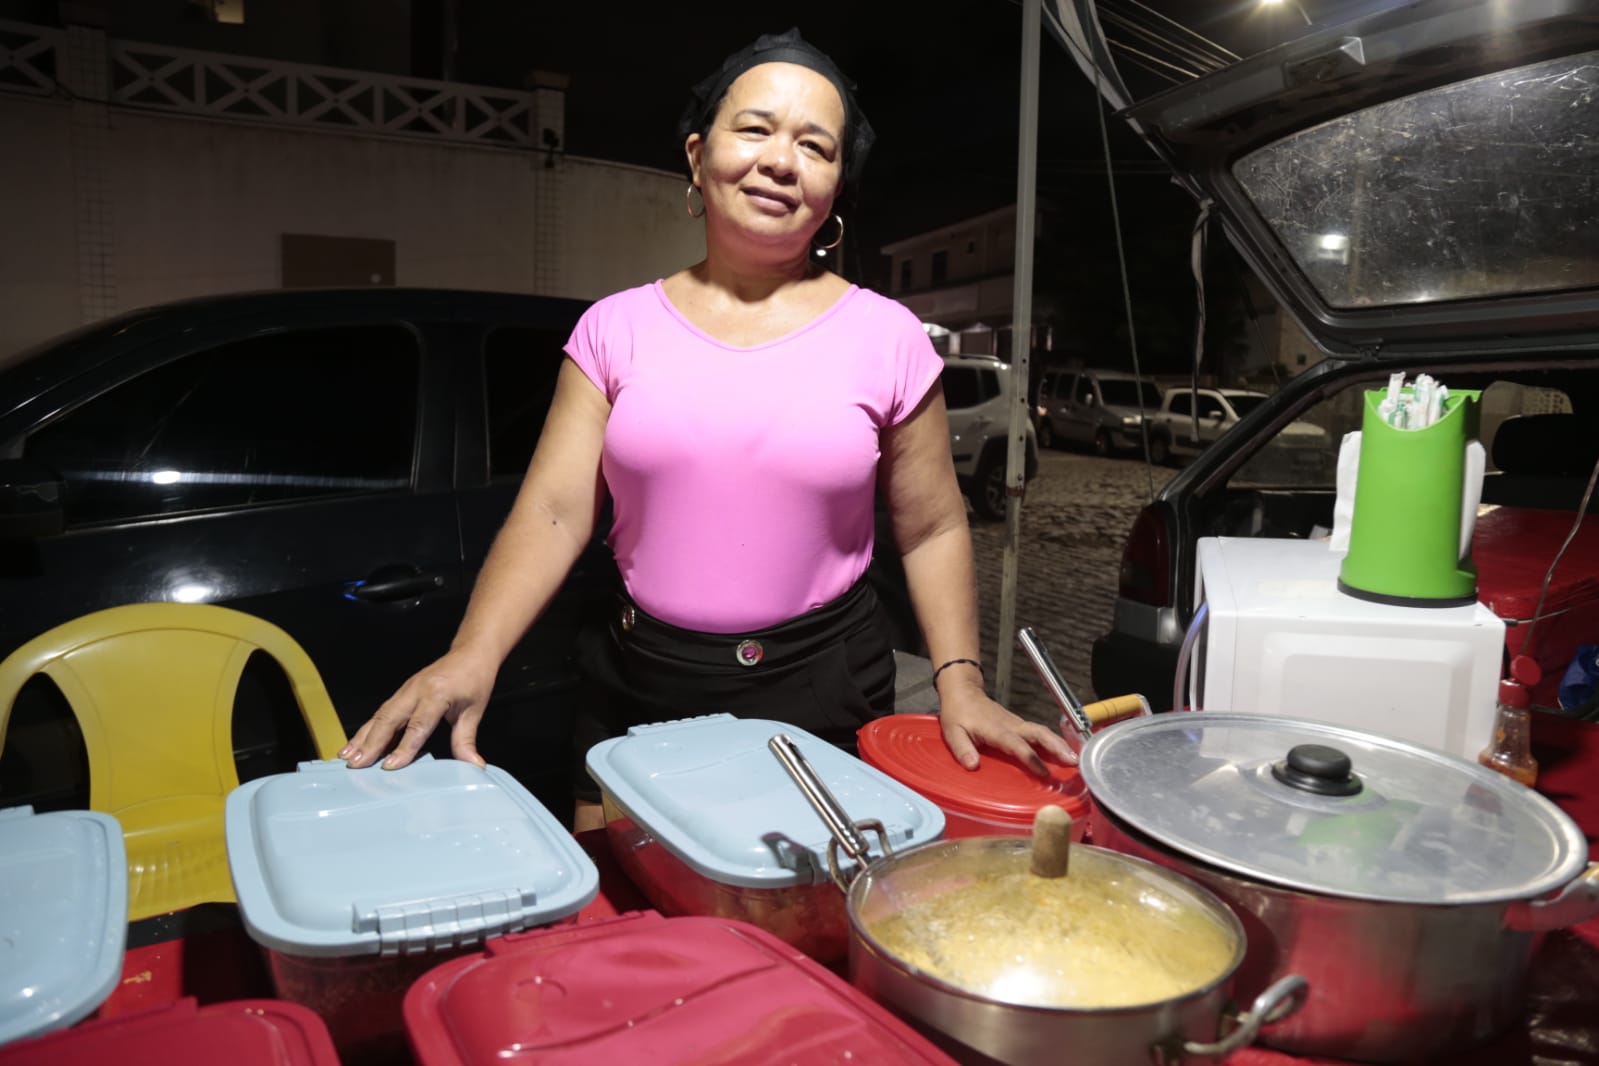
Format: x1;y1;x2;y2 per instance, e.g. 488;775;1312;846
996;0;1041;706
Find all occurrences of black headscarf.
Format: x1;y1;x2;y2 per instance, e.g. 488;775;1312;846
675;28;876;200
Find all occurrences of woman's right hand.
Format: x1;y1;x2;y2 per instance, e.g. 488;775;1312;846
339;647;500;771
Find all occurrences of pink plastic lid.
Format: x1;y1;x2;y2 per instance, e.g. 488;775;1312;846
404;911;958;1066
858;714;1089;825
0;998;338;1066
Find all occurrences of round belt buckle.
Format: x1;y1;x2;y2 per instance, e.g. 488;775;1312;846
735;638;764;667
620;605;637;632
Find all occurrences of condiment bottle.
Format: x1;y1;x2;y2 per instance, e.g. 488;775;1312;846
1478;679;1538;788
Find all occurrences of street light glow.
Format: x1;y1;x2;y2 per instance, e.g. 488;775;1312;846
1261;0;1314;23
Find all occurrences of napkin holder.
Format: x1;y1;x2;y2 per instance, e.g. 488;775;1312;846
1337;387;1482;607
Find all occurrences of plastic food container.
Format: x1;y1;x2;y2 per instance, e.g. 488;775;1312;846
0;806;127;1047
0;997;338;1065
404;910;960;1066
585;715;945;963
857;713;1090;839
225;756;599;1066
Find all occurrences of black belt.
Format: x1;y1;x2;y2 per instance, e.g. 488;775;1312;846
613;574;878;677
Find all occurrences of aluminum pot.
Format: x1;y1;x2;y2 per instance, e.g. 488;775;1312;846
1074;711;1599;1062
769;735;1306;1065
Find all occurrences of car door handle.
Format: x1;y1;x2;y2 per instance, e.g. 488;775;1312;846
345;572;446;602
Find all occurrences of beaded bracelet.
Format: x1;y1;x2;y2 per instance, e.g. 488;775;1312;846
932;657;984;685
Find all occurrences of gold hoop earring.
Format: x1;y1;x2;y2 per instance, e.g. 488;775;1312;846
813;213;845;251
686;184;705;219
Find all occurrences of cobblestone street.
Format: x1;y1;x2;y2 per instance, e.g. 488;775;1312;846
968;450;1176;726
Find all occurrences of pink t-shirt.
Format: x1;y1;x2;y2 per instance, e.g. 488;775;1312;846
565;280;942;633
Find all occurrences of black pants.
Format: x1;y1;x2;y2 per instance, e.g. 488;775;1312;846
572;575;896;803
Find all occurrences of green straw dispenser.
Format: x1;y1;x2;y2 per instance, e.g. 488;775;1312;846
1337;387;1482;607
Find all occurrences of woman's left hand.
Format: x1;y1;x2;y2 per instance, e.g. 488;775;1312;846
937;680;1078;776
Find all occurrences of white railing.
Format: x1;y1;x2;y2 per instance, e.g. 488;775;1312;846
0;19;541;150
109;40;537;147
0;19;65;97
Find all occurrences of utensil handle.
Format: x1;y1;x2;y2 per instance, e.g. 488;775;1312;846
1029;805;1073;878
1080;693;1151;727
768;733;874;868
1017;626;1093;743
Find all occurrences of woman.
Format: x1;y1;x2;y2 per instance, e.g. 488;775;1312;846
340;29;1073;827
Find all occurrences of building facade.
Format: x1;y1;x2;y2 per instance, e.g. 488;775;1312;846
0;5;702;356
879;204;1055;360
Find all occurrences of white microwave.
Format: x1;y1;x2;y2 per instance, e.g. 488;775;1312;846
1191;537;1503;762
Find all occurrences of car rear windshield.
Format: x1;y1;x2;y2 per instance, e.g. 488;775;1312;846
1099;379;1161;409
1234;49;1599;309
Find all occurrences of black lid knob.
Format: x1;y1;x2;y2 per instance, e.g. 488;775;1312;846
1272;743;1362;797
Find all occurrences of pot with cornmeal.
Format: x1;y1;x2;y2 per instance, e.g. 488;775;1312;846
767;733;1306;1065
846;836;1306;1064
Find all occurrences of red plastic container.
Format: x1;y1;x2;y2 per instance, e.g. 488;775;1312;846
857;713;1091;838
404;910;959;1066
0;997;338;1066
599;797;853;961
225;759;599;1066
584;717;946;966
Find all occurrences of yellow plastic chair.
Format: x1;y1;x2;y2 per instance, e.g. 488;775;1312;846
0;603;348;921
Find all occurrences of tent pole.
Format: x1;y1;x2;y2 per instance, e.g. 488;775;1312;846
996;0;1041;706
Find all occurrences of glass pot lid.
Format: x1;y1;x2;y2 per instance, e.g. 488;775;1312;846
849;836;1243;1010
1079;714;1589;904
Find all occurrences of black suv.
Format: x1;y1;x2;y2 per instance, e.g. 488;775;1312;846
1;289;608;817
0;288;922;819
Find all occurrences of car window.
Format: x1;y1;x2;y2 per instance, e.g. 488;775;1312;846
1098;379;1161;409
942;366;1000;410
484;325;568;480
1227;370;1580;491
1168;393;1192;417
1038;371;1060;404
22;325;419;526
1228;395;1268;419
1072;375;1093;405
1199;398;1228;420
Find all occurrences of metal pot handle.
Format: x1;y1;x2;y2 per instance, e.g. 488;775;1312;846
1173;975;1310;1062
768;733;894;893
1505;862;1599;933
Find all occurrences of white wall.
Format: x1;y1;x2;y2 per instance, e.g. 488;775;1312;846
109;109;544;307
555;159;703;300
0;96;704;357
0;98;79;354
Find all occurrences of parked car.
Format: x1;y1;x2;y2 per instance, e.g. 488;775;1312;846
0;288;920;819
1145;387;1328;467
940;354;1040;521
1080;2;1599;708
1034;367;1162;456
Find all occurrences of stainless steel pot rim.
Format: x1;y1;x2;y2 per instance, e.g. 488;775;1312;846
844;838;1249;1012
1080;713;1590;905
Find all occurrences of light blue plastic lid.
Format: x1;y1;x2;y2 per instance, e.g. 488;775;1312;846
0;806;128;1046
585;715;946;889
224;757;599;958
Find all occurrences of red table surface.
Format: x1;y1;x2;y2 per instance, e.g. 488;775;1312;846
92;715;1599;1064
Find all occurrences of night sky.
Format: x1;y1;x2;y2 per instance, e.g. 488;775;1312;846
440;0;1356;367
449;2;1219;280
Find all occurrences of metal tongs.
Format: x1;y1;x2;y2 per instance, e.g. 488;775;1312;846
1018;626;1152;754
768;733;894;892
